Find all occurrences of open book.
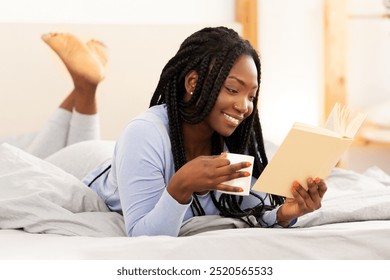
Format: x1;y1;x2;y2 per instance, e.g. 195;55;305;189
252;103;367;198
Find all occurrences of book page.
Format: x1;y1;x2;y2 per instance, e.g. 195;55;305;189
324;103;341;133
324;103;367;138
345;112;367;138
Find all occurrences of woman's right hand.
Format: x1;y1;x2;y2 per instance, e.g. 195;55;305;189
166;153;251;204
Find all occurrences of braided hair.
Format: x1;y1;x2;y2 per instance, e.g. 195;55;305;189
149;26;284;226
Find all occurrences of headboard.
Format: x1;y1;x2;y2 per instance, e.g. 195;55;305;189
0;23;241;140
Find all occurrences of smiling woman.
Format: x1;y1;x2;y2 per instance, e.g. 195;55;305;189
208;55;258;133
83;26;327;237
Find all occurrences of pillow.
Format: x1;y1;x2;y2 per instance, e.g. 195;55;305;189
45;140;115;180
0;143;125;237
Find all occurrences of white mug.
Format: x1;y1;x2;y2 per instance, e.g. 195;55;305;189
219;153;254;196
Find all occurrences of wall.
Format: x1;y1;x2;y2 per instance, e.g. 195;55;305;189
257;0;324;144
0;0;235;24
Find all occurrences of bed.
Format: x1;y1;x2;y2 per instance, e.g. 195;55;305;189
1;222;390;260
1;139;390;260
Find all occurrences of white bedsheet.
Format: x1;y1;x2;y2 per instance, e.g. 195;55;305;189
1;221;390;260
296;166;390;227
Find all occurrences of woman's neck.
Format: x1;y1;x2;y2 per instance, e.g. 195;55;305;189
182;122;214;161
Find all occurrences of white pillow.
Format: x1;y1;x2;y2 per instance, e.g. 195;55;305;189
45;140;115;180
0;143;125;236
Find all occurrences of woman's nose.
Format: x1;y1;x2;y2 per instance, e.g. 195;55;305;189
233;100;249;113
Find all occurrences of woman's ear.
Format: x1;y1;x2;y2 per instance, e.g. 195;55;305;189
184;70;198;95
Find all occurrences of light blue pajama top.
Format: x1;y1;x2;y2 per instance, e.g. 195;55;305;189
83;104;280;237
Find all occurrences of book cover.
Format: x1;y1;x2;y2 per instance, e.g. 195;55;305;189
252;104;366;198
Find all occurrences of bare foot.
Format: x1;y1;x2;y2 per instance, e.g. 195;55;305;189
42;32;106;84
86;39;108;68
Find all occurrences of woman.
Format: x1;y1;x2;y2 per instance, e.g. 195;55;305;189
84;26;327;237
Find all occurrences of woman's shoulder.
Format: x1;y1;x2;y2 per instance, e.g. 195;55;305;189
133;104;168;126
121;104;169;138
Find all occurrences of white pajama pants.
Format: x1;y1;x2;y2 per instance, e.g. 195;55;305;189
0;108;100;159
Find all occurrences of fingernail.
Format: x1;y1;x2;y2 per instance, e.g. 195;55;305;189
245;162;252;167
293;181;300;187
238;188;244;192
220;152;227;158
307;178;313;184
244;171;251;177
315;177;321;184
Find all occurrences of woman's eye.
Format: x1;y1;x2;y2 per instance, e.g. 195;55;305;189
225;86;238;94
249;94;257;102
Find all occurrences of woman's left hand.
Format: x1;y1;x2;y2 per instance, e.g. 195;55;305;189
276;177;327;227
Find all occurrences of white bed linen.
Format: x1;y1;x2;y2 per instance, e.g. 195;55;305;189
1;221;390;260
0;143;125;237
1;142;390;259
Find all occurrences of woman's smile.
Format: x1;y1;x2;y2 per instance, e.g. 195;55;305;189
223;112;241;126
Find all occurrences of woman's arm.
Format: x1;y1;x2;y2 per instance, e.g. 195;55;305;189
276;178;327;227
240;177;326;227
114;119;190;237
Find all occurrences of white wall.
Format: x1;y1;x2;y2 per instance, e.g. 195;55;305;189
0;0;235;24
258;0;324;144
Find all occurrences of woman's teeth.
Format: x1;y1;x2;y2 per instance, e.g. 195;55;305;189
223;113;239;125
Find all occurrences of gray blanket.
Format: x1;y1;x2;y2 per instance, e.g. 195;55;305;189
0;143;125;237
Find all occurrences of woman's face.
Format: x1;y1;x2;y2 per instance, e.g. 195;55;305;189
205;54;258;137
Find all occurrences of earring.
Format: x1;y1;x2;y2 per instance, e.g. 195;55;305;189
190;91;193;95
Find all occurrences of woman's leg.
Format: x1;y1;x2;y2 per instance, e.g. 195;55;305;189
66;38;108;146
0;132;38;150
27;33;108;159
